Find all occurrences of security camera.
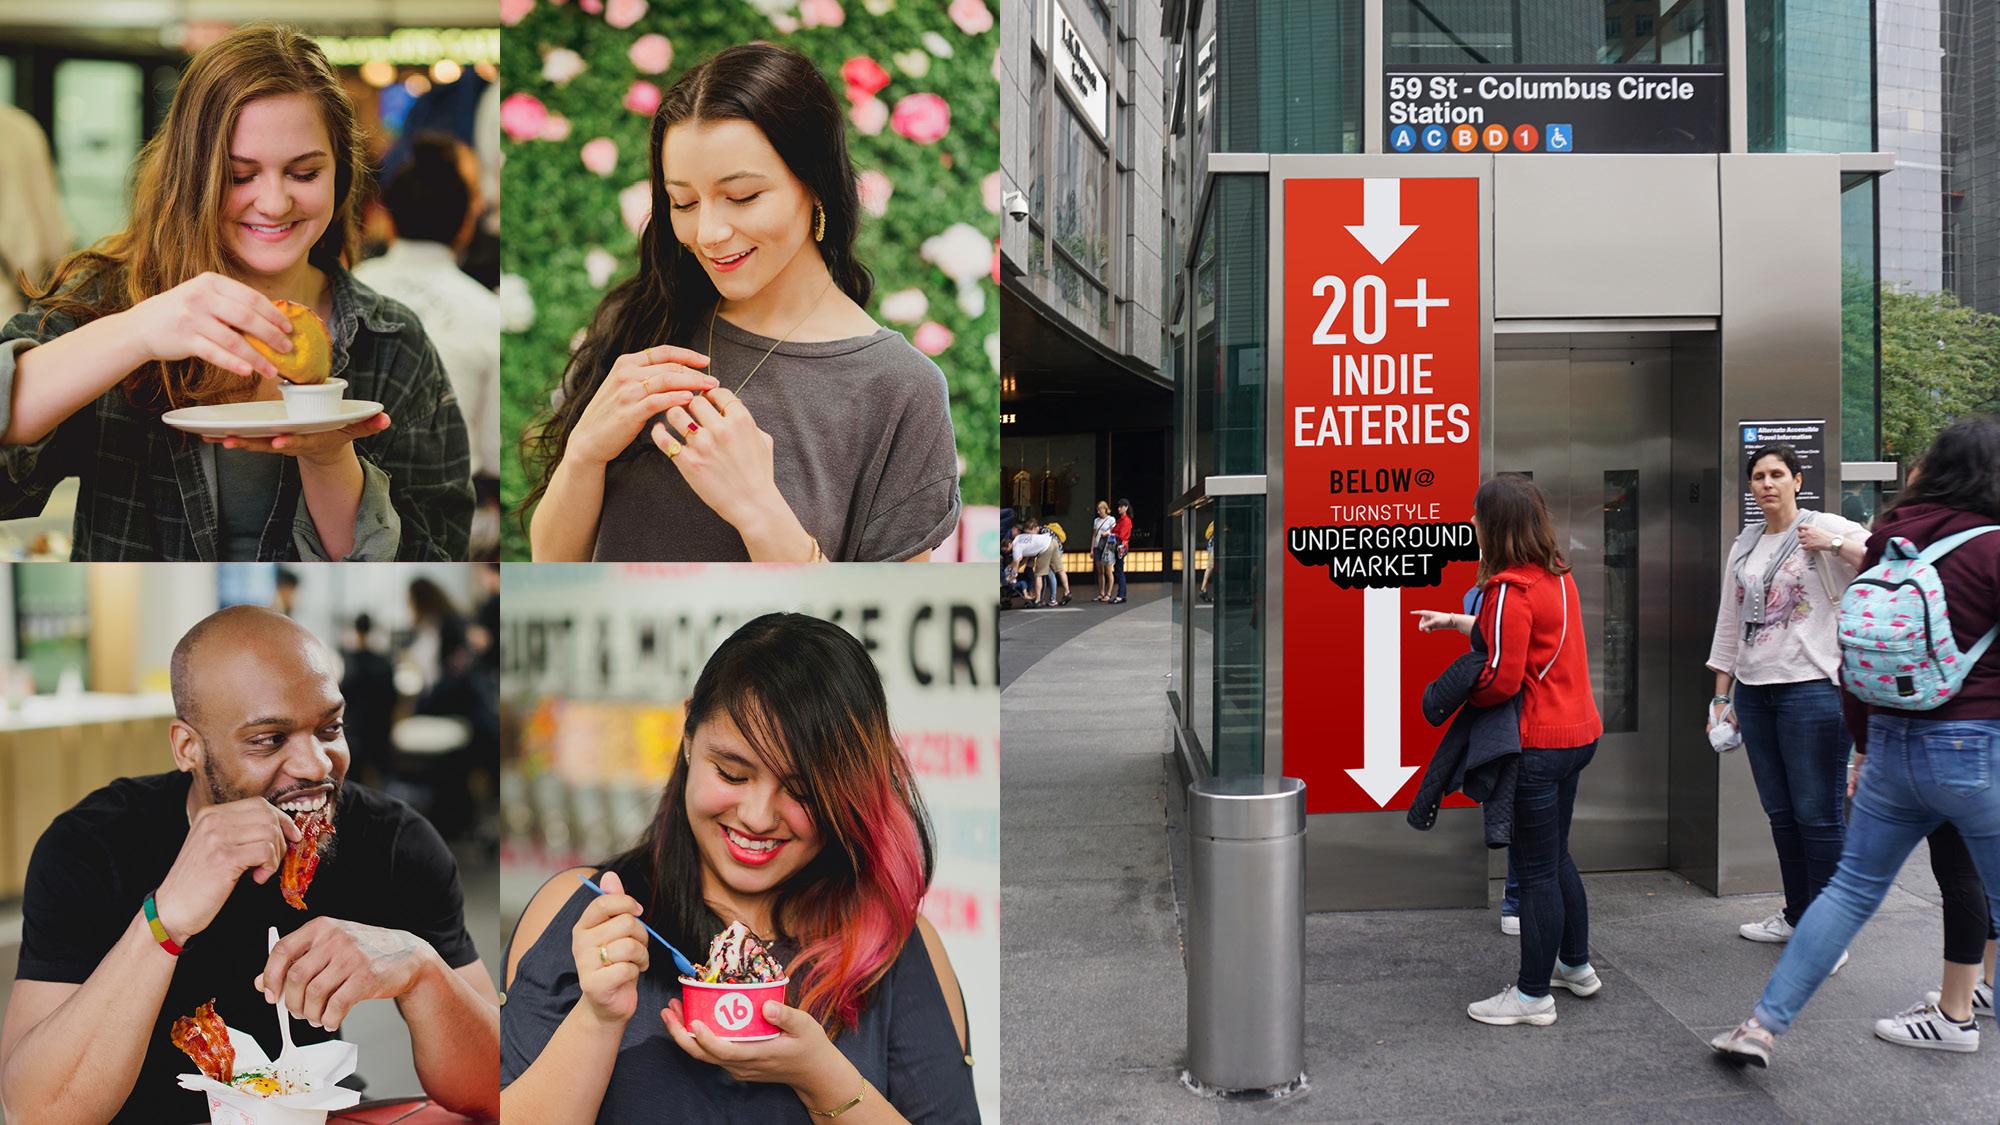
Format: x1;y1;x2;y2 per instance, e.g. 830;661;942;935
1002;190;1029;222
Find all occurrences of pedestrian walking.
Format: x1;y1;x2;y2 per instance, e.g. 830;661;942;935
1416;473;1603;1026
1041;518;1072;605
1713;416;2000;1066
1091;500;1116;602
1112;498;1133;603
1705;443;1873;950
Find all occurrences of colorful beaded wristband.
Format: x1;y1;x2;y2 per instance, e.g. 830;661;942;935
143;893;182;956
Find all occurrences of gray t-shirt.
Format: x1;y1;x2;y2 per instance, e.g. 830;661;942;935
592;315;961;561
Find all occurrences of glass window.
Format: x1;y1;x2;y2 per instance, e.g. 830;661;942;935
1746;0;1872;154
1209;494;1264;776
1841;180;1878;462
1219;0;1363;153
1052;100;1109;276
1029;52;1048;218
1386;0;1718;66
1214;176;1267;476
0;56;15;106
55;59;144;245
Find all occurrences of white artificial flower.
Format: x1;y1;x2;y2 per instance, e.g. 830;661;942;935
923;32;954;58
879;287;929;324
957;282;985;318
585;247;620;288
921;222;993;286
893;48;930;78
985;332;999;372
541;48;587;86
500;273;537;333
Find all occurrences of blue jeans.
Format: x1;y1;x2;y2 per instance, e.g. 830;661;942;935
1755;715;2000;1033
1733;679;1849;925
1513;743;1597;997
1500;855;1520;917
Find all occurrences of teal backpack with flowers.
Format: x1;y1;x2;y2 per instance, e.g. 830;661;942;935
1838;525;2000;708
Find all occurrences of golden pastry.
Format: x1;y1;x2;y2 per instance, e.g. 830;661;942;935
249;298;331;384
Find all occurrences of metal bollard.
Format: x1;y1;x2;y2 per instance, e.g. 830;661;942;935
1182;775;1307;1099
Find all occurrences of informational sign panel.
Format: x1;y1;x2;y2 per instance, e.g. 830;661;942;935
1738;419;1828;527
1384;65;1726;154
1283;178;1484;815
1048;0;1108;140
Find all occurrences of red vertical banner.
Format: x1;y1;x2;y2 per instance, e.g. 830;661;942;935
1281;177;1483;815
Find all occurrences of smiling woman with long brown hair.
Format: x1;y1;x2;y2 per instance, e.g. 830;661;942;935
0;23;472;560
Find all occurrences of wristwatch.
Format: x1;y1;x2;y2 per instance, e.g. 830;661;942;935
1830;536;1845;551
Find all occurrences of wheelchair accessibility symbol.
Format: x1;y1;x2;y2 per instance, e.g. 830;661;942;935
714;992;755;1031
1389;124;1417;152
1545;124;1574;152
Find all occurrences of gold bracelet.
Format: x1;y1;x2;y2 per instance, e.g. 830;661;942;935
809;1087;864;1118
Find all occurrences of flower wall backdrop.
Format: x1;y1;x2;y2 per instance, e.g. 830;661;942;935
499;0;1000;559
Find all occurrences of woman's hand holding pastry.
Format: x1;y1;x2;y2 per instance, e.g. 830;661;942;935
115;271;294;381
571;870;650;1025
568;345;716;466
662;996;863;1107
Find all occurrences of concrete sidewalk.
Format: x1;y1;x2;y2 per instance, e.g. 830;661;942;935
1001;597;2000;1123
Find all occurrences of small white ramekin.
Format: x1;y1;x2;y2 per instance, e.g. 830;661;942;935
279;378;347;422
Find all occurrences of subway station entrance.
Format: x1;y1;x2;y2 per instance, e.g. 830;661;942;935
1169;150;1893;910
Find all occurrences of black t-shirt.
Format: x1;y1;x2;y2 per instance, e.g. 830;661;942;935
15;772;480;1123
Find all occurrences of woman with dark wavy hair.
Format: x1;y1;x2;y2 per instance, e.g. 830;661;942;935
500;614;978;1121
524;44;961;562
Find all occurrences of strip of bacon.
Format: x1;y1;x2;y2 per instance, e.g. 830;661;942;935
280;805;333;910
170;999;235;1083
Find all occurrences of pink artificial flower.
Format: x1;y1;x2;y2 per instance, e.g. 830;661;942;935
539;114;572;142
772;13;799;32
800;0;845;27
849;95;888;135
857;169;893;217
625;80;662;116
581;137;619;176
619;181;653;236
605;0;646;29
579;0;602;12
500;0;534;25
948;0;993;34
982;171;1001;213
913;321;954;355
890;92;950;144
992;240;1000;283
842;56;891;100
629;33;673;74
500;93;549;142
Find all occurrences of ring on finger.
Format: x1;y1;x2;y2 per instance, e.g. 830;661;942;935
598;944;610;965
685;420;701;434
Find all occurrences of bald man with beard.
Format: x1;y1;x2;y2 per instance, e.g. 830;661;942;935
0;606;499;1123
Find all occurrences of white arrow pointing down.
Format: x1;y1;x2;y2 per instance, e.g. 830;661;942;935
1346;586;1420;807
1345;178;1419;264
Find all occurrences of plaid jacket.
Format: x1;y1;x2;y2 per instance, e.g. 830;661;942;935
0;269;472;559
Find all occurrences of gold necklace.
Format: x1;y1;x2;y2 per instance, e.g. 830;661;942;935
707;276;838;395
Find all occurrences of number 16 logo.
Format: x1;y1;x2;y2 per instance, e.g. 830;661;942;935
714;992;755;1031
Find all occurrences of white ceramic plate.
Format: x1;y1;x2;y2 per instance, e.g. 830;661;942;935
161;399;386;437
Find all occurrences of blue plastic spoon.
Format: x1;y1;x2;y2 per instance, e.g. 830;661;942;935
576;872;701;980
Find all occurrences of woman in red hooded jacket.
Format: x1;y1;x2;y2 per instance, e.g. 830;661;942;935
1421;473;1604;1026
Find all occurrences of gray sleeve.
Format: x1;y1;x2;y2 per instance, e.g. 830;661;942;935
856;360;962;562
292;455;402;561
0;319;92;519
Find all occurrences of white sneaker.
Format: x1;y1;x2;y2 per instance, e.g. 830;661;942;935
1873;1001;1979;1053
1500;914;1520;936
1832;949;1850;975
1739;913;1794;943
1710;1020;1774;1067
1925;981;1997;1020
1467;986;1557;1026
1550;962;1602;997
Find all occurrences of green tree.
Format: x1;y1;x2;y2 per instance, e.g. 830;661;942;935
1877;282;2000;463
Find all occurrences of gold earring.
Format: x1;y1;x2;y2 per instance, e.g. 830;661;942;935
813;202;826;243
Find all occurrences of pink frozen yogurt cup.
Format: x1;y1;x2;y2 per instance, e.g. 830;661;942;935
677;977;789;1041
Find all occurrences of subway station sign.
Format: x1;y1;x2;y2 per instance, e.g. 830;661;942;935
1283;177;1483;815
1384;65;1726;154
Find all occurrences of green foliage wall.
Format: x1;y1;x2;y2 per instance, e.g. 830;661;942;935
498;0;999;558
1876;282;2000;464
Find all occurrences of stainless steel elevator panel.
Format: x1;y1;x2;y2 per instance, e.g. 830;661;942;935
1494;340;1676;872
